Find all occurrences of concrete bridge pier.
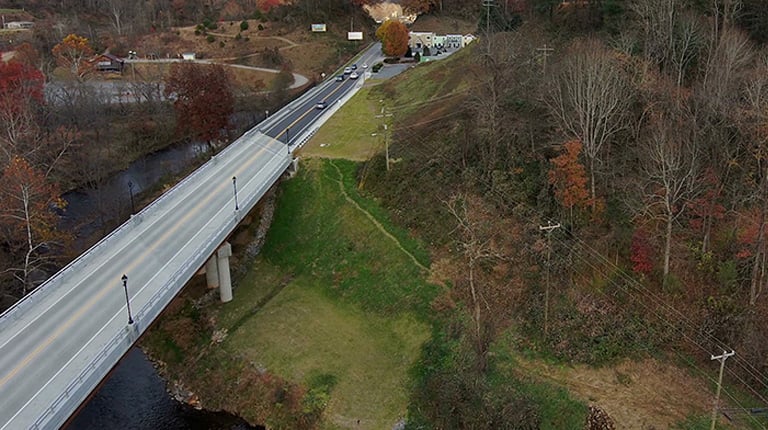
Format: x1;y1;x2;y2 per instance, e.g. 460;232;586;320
217;242;233;303
287;157;300;177
205;256;220;289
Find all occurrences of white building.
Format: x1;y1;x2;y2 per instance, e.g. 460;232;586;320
409;31;435;50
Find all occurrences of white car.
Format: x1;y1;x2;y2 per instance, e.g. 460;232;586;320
343;67;352;74
349;71;359;80
362;63;368;69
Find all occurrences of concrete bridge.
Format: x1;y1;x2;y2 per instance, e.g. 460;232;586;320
0;45;380;430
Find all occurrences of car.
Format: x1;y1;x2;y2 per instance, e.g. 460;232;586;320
362;63;368;69
335;75;344;82
316;101;328;109
349;71;359;80
351;64;357;70
343;67;352;74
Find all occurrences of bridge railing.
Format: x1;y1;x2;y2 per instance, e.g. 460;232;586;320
26;140;291;430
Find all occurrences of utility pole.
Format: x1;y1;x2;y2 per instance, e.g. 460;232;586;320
536;44;554;74
539;221;561;339
710;350;735;430
482;0;495;55
375;104;393;172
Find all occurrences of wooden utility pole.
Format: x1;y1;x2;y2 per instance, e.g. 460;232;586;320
710;350;735;430
376;105;393;171
536;44;554;74
539;221;561;339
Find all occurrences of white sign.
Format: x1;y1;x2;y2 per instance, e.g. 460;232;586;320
347;32;363;41
311;24;326;32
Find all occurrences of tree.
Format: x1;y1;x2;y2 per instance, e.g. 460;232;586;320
376;20;409;57
164;63;234;145
0;157;66;297
0;61;45;161
51;34;94;81
548;140;590;224
547;39;633;210
639;111;699;285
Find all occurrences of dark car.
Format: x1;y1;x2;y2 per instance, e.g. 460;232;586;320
335;75;344;82
351;64;358;70
316;101;328;109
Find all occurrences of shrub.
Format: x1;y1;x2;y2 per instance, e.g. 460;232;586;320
240;20;249;31
194;29;201;36
414;52;421;62
206;34;216;43
372;62;383;72
219;41;225;48
235;32;242;40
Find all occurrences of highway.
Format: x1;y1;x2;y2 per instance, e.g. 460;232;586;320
0;43;382;430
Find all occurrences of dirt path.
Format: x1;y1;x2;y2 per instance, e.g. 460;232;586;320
516;357;716;429
329;161;428;272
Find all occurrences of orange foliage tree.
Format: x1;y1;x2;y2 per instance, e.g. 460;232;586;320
548;140;590;223
0;157;67;297
376;20;409;57
52;34;94;80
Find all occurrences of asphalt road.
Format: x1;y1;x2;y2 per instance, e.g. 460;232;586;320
0;43;382;430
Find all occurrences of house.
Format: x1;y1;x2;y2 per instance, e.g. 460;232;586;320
462;34;477;47
181;52;196;61
408;31;435;50
445;34;463;49
4;21;33;30
432;35;446;49
92;53;124;73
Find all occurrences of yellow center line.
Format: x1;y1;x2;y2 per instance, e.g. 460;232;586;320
273;80;348;140
0;142;271;391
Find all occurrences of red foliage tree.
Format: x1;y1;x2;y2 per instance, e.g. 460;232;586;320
548;140;590;222
376;20;409;57
0;61;45;159
630;228;654;275
164;63;234;144
0;157;66;296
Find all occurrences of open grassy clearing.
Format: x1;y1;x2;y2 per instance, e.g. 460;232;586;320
300;87;383;161
203;158;437;428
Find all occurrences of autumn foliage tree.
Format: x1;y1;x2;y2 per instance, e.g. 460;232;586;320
0;61;45;160
376;20;409;57
0;157;66;298
548;140;590;223
164;63;234;145
52;34;94;81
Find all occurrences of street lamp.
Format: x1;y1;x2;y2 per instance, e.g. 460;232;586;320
121;274;134;325
285;127;290;145
232;176;239;211
127;181;135;214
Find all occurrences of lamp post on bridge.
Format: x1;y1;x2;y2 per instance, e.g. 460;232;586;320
285;127;290;146
232;176;239;211
121;274;134;325
127;181;135;214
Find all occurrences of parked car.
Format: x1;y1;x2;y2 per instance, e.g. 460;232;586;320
335;75;344;81
349;71;359;80
316;101;328;109
343;67;352;74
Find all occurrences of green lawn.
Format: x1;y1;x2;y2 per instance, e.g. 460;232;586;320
208;158;437;428
300;87;383;161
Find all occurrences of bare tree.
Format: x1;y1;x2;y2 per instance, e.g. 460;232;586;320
632;0;679;71
547;39;633;208
670;12;704;87
639;111;700;285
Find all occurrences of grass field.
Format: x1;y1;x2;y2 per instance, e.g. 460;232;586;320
300;87;383;161
204;158;437;428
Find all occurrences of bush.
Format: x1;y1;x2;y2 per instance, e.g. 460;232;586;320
206;34;216;43
240;20;249;31
194;29;201;36
414;52;421;62
235;32;242;41
219;41;225;48
372;62;383;72
383;57;399;64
